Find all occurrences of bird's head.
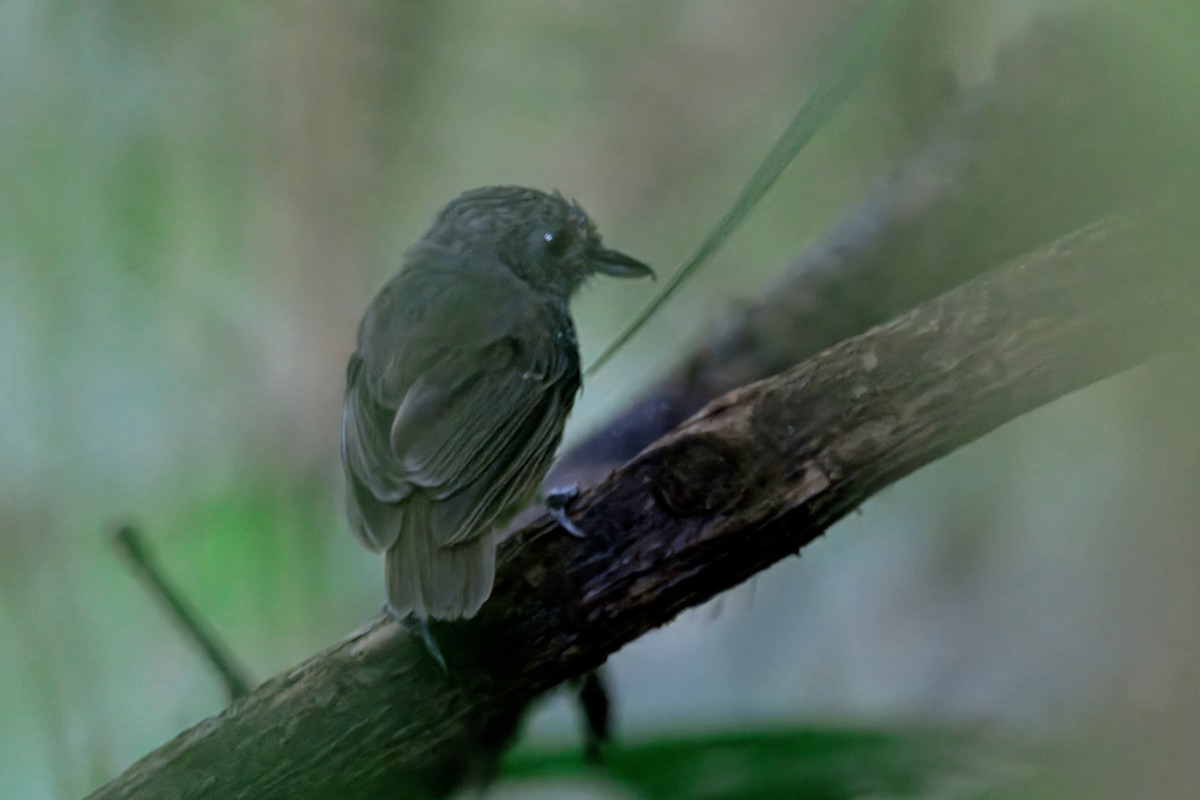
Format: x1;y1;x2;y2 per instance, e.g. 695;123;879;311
426;186;654;297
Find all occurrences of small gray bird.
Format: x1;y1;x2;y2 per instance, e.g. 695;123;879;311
341;186;653;621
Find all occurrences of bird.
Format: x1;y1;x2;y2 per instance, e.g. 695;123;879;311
341;186;653;623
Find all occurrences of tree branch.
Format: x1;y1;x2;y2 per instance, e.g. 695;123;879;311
85;203;1199;800
545;5;1200;489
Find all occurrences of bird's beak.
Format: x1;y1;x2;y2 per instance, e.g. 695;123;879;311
592;247;655;279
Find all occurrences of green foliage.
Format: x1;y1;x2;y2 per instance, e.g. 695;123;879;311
504;726;1016;799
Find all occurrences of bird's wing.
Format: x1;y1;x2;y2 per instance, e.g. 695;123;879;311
341;252;579;550
342;351;412;551
401;331;577;546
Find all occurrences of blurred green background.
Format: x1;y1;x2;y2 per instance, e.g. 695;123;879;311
2;1;1198;798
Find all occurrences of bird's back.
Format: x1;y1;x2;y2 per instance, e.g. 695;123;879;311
341;246;581;619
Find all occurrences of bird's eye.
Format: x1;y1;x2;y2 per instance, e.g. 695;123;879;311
540;228;572;257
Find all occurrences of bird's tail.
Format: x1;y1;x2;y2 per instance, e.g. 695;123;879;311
384;502;497;621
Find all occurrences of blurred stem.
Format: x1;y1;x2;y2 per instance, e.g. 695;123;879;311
586;0;908;376
111;524;254;702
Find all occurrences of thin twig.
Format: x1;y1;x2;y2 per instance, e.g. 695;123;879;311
111;524;255;701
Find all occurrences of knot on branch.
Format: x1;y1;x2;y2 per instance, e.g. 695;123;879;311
648;435;749;516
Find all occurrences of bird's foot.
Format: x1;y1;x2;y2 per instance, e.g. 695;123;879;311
576;669;612;763
408;617;448;674
543;484;585;538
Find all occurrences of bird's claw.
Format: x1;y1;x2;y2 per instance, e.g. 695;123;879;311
544;484;586;538
409;617;448;674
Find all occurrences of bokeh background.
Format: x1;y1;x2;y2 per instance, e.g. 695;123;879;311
2;1;1198;797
